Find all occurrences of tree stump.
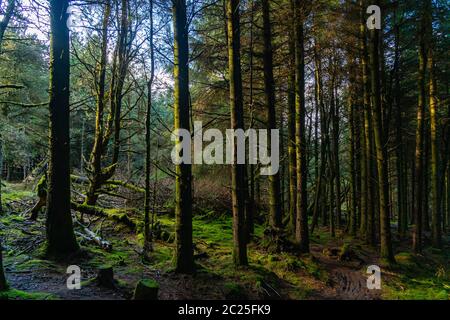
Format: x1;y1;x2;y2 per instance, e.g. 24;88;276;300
96;265;115;289
133;279;159;300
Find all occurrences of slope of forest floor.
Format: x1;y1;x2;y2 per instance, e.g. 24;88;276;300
0;182;449;300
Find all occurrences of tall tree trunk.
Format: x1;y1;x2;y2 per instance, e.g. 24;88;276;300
348;62;358;236
173;0;194;273
393;6;407;237
246;0;255;240
428;30;442;248
294;0;309;252
46;0;79;257
313;42;329;232
413;0;429;254
144;0;155;254
226;0;248;266
310;43;327;235
262;0;281;230
360;0;374;244
287;0;297;232
330;63;341;229
369;0;395;263
423;124;430;232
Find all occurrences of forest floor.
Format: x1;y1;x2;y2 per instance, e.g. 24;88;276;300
0;182;449;300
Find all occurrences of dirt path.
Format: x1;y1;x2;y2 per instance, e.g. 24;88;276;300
309;242;382;300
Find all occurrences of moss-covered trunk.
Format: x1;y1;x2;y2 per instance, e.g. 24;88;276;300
172;0;194;273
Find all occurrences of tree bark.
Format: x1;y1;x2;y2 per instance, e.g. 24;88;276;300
226;0;248;266
262;0;282;230
294;0;309;252
360;0;374;244
172;0;194;273
413;0;429;254
45;0;79;257
144;0;156;254
393;6;407;237
348;61;358;236
287;0;297;233
428;25;442;248
368;0;395;263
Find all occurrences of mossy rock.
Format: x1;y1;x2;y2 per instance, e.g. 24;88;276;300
133;279;159;300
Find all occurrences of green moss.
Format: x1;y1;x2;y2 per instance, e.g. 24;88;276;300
384;251;449;300
103;208;137;229
0;289;57;300
140;279;159;288
2;183;34;203
14;259;60;272
192;215;233;246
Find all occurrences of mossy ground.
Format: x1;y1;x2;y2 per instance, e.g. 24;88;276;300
0;182;449;300
0;288;57;300
382;250;449;299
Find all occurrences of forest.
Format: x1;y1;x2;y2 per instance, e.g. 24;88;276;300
0;0;449;301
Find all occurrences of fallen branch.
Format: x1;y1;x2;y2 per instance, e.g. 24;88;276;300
74;220;112;251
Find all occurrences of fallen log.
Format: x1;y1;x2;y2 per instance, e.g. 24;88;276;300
70;202;137;230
